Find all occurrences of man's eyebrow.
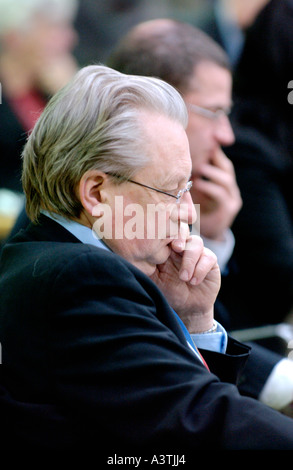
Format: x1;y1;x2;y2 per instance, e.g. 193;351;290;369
162;172;192;188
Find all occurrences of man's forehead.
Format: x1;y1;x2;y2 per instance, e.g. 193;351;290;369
140;110;192;184
154;154;192;187
187;62;232;99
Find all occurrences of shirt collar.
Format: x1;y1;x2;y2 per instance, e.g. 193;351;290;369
42;210;110;252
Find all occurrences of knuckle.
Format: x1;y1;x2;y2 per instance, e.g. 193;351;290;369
203;247;217;264
188;234;204;248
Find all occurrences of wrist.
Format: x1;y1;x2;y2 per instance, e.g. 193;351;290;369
180;309;214;334
199;320;218;334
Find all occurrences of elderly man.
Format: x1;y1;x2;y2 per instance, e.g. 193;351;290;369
0;65;293;452
107;19;240;276
107;18;293;416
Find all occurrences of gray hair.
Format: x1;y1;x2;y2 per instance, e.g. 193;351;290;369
0;0;78;35
22;64;188;222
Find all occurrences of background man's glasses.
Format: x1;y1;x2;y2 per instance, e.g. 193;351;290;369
188;103;231;120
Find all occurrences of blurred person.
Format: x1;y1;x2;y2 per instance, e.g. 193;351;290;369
0;0;79;194
73;0;164;67
221;0;293;329
107;18;293;416
1;64;293;451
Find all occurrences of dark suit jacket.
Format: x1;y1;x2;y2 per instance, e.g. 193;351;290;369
1;208;285;399
221;125;293;329
1;215;293;452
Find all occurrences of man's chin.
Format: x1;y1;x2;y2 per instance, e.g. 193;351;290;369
154;244;172;266
132;245;172;276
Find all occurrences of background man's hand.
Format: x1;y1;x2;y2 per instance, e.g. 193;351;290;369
191;149;242;241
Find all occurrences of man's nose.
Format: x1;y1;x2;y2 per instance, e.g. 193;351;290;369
215;115;235;147
171;191;197;226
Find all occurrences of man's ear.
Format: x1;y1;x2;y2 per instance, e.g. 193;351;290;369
79;170;107;217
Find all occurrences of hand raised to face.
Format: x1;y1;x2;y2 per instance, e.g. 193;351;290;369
150;233;220;334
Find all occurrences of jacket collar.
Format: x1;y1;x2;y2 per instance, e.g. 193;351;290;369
14;213;81;245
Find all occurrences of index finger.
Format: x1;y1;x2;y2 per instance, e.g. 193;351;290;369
176;235;204;282
210;149;235;174
170;222;190;253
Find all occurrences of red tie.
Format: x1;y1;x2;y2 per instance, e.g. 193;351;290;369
175;312;210;371
197;348;210;371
